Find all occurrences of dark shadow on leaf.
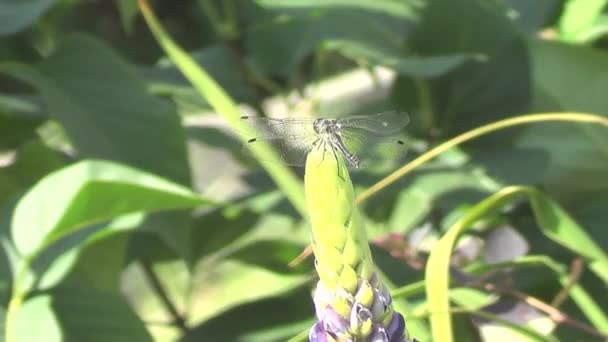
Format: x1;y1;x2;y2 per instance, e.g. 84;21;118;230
230;240;314;274
180;286;314;342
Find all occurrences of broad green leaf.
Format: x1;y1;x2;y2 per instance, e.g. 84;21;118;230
13;295;62;342
141;46;256;113
504;0;560;33
11;159;212;258
410;0;517;56
426;186;608;342
245;8;407;76
578;14;608;42
34;214;145;292
52;286;153;342
0;0;57;35
181;286;314;342
529;39;608;115
398;0;530;136
474;40;608;206
0;34;191;185
559;0;607;42
325;39;480;78
187;259;311;325
254;0;417;19
13;288;153;342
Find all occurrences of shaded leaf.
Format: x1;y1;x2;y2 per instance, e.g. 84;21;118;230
0;34;191;185
0;140;65;206
141;46;256;113
325;39;480;78
52;286;153;342
0;94;45;150
0;0;57;35
246;8;406;76
254;0;417;19
187;259;311;325
182;286;314;342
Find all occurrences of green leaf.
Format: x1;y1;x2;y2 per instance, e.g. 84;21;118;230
559;0;607;42
182;286;314;342
141;46;256;113
399;0;530;136
114;0;140;35
0;0;57;35
13;288;153;342
475;40;608;204
246;8;407;76
325;39;479;78
10;159;212;258
529;39;608;115
504;0;560;33
12;295;61;342
410;0;518;55
0;34;191;185
187;259;311;325
48;217;142;292
426;186;608;342
52;286;153;342
254;0;417;19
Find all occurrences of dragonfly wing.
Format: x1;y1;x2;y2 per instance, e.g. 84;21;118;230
340;129;408;166
243;136;320;166
338;111;410;134
241;116;316;139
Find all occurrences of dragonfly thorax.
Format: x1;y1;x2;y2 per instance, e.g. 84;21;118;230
313;118;340;135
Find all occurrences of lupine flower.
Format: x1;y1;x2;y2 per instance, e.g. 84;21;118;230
304;145;417;342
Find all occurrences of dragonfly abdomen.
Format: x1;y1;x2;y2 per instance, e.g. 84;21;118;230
330;134;361;168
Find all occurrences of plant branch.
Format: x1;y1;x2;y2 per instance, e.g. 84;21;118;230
356;113;608;204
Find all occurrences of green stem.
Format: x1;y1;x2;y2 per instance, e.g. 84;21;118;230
5;293;23;342
356;112;608;204
5;253;36;342
413;78;434;133
141;260;188;331
198;0;224;35
221;0;239;39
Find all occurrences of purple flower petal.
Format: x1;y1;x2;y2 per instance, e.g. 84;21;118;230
386;313;405;342
369;325;389;342
322;306;349;335
309;321;329;342
350;303;372;327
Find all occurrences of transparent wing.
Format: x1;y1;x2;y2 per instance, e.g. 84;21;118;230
243;136;321;166
338;111;410;134
340;128;408;167
240;116;317;139
240;116;320;166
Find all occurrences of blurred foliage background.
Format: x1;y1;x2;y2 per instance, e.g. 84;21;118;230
1;0;608;341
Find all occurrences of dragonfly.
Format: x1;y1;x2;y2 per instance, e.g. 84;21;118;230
241;111;410;168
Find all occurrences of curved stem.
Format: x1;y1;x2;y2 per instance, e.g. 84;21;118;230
355;112;608;204
5;253;36;342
